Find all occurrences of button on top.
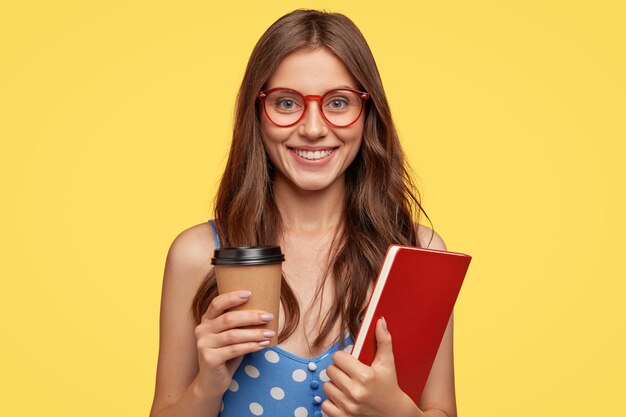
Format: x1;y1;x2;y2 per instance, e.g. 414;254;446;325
308;362;317;371
310;380;320;389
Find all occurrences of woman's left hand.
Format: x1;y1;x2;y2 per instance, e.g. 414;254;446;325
321;317;420;417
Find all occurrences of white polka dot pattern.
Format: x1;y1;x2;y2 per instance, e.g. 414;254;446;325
343;344;354;352
319;369;330;382
292;369;307;382
294;406;308;417
270;387;285;400
228;379;239;392
249;402;264;415
264;350;280;363
245;365;260;378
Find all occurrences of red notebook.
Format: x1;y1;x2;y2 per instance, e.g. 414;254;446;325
350;244;472;405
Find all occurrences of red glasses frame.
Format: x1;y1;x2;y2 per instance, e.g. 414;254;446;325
258;87;371;128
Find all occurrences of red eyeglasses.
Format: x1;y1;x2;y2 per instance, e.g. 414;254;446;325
258;87;370;128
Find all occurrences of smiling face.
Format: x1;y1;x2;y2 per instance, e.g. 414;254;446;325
259;47;366;192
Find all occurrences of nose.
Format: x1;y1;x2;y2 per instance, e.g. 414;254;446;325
298;100;328;140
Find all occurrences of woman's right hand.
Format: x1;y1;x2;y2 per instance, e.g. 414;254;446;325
194;290;276;397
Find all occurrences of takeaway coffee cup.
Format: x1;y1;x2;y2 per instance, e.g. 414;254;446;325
211;246;284;346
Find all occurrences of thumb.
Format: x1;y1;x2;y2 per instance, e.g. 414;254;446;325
372;316;394;365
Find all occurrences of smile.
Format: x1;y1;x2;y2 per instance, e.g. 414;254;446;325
288;147;338;161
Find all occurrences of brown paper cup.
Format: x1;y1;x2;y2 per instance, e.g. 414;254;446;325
212;245;284;347
214;264;281;346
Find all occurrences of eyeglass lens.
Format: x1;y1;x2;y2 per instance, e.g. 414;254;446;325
263;89;364;127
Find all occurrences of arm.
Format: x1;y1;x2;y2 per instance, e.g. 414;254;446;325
149;224;222;417
152;376;223;417
414;224;458;417
396;312;456;417
149;223;274;417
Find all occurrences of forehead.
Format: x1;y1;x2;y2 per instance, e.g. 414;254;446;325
265;47;359;93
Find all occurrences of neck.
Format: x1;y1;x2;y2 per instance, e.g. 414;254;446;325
273;174;345;235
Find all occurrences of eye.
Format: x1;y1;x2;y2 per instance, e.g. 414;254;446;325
272;96;302;112
324;92;356;112
329;98;347;109
276;98;296;110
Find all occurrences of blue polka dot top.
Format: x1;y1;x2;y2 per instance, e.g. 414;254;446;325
219;333;355;417
209;220;355;417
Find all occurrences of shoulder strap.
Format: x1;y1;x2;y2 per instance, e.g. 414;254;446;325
208;219;221;249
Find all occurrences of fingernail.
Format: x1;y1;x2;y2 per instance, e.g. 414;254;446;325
239;291;252;299
381;317;388;332
259;340;270;346
260;313;274;322
263;330;276;338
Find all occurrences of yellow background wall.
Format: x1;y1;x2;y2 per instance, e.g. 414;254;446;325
1;1;624;416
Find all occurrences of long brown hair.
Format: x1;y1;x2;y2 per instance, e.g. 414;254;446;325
191;9;434;350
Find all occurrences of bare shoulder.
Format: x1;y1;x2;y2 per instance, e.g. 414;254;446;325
167;221;216;272
160;221;216;300
415;223;448;251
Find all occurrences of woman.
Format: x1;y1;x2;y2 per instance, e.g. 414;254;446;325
149;9;456;417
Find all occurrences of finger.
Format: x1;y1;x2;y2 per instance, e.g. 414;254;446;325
211;340;271;363
322;382;353;415
321;398;341;417
331;350;370;380
208;327;276;349
372;316;394;365
212;309;275;333
202;290;252;321
324;363;353;396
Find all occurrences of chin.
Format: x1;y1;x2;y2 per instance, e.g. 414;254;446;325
286;173;338;192
292;180;333;192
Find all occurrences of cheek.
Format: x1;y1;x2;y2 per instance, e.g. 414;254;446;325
337;126;364;150
260;124;293;168
260;119;291;145
339;127;364;165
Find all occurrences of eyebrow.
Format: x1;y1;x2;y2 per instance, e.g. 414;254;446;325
265;84;358;92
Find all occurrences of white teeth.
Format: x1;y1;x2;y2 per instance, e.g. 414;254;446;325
293;148;333;160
